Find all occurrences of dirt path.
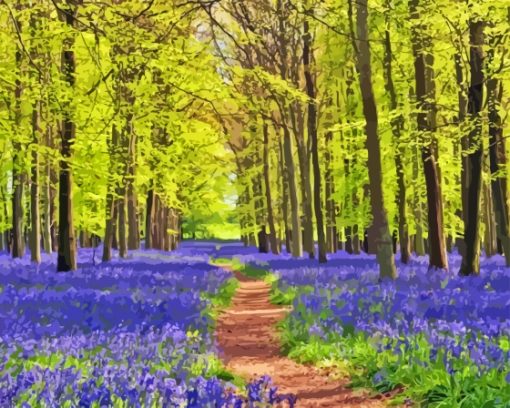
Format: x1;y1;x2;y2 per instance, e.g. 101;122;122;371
215;267;390;408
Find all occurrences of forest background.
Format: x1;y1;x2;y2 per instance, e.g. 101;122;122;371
1;0;509;278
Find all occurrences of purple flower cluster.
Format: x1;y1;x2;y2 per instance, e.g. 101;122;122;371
251;250;510;377
0;242;288;407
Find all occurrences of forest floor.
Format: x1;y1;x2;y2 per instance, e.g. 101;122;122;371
215;265;392;408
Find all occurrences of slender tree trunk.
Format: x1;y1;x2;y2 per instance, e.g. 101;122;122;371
162;206;170;251
30;105;41;263
145;188;154;249
79;230;91;248
12;24;25;259
277;129;292;253
263;123;279;254
290;104;314;258
126;118;139;250
303;10;326;263
42;158;52;253
102;190;116;262
1;186;9;253
57;2;78;271
487;60;510;264
117;194;127;258
325;131;337;253
283;123;303;257
351;0;396;279
410;0;447;269
153;194;161;249
343;73;361;256
454;50;469;253
460;20;484;276
102;124;120;262
49;161;58;252
12;161;25;258
382;9;410;263
483;177;497;257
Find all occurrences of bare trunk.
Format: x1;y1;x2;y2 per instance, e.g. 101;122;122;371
383;9;410;263
454;51;469;253
12;25;24;259
102;190;116;262
325;131;337;254
277;129;291;253
283;123;302;257
42;158;52;253
145;189;154;249
487;58;510;265
57;2;77;271
263;123;279;254
303;10;326;263
30;105;41;263
12;163;25;258
351;0;396;279
483;177;497;257
290;105;314;258
102;125;120;262
410;0;447;269
460;20;484;276
126;119;139;250
117;194;127;258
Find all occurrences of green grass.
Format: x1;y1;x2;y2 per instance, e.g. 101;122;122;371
202;277;239;320
210;256;271;280
274;286;510;408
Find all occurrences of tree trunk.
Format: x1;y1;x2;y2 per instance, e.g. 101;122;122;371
325;131;337;254
102;124;121;262
12;161;25;258
382;9;410;263
1;186;8;252
126;118;139;250
30;105;41;263
282;123;303;257
303;10;326;263
345;226;353;254
291;105;314;258
262;123;279;254
57;2;78;271
351;0;396;279
42;157;52;254
163;206;170;251
454;50;469;253
487;60;510;264
410;0;447;269
12;26;25;259
117;194;127;258
102;190;116;262
49;160;58;252
145;188;154;249
460;20;484;276
277;129;292;253
483;177;496;257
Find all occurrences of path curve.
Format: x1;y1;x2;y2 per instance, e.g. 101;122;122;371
215;265;391;408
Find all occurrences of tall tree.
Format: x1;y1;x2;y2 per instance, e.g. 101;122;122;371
11;8;25;259
262;122;279;254
303;6;326;263
409;0;448;270
382;6;410;263
487;30;510;265
460;20;485;276
350;0;396;279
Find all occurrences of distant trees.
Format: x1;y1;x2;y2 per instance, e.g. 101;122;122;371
0;0;235;270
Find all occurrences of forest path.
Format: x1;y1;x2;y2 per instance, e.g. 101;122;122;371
215;265;389;408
